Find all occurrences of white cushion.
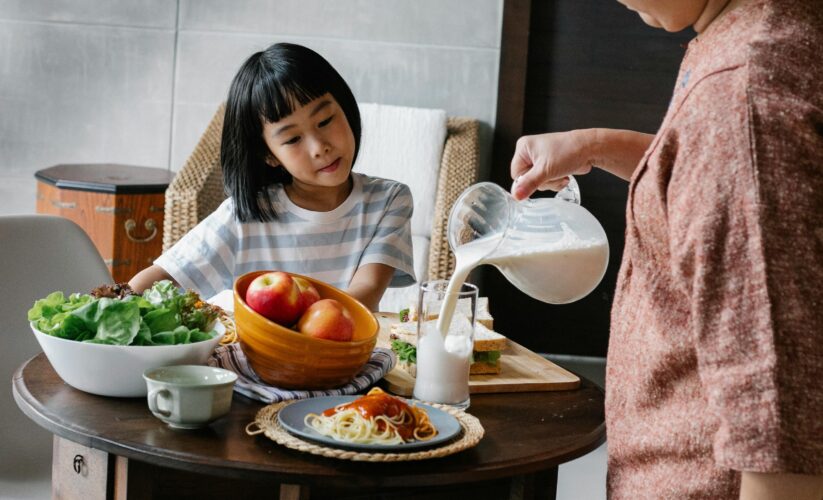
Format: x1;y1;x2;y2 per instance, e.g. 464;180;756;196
355;103;446;312
355;103;447;238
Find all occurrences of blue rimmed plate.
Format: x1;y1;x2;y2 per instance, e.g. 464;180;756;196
277;395;462;451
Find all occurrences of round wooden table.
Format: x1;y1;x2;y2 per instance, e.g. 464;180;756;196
13;353;605;500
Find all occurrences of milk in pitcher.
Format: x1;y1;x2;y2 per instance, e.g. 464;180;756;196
413;223;607;407
487;223;609;304
438;222;608;331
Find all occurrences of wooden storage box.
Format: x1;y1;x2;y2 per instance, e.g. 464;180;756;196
35;164;173;283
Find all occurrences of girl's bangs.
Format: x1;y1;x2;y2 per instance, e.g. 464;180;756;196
253;76;328;124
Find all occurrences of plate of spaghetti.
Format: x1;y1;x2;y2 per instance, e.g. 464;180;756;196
277;388;461;451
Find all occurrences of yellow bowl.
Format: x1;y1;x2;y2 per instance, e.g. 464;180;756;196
233;271;378;390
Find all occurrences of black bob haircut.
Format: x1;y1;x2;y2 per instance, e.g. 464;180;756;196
221;42;361;222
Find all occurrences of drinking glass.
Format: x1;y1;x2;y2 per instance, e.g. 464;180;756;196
412;280;477;410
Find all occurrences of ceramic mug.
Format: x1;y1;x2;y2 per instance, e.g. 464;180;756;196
143;365;237;429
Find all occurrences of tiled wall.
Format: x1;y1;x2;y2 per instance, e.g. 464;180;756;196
0;0;502;215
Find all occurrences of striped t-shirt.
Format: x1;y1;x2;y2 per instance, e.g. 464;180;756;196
155;173;416;299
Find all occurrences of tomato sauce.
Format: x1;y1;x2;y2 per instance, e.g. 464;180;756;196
323;391;415;440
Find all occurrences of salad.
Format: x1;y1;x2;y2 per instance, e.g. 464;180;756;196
28;280;221;346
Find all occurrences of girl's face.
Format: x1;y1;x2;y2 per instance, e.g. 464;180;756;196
262;94;355;192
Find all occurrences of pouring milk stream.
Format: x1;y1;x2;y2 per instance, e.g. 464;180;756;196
413;178;609;406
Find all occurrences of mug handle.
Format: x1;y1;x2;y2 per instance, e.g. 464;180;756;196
148;388;172;417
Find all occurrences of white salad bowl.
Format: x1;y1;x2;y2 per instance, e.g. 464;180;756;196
30;321;225;398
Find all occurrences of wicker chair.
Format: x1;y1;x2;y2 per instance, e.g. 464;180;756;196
163;104;480;283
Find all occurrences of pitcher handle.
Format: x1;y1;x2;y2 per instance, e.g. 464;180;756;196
555;176;581;205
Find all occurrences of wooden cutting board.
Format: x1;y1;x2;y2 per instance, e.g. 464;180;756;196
375;313;580;397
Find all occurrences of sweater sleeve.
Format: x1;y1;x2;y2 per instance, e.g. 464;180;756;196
668;75;823;474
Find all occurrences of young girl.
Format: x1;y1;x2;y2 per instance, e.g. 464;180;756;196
129;43;415;311
511;0;822;498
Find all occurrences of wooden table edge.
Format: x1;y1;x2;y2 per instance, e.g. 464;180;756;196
13;354;607;488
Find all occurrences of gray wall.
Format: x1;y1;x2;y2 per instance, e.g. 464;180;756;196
0;0;503;215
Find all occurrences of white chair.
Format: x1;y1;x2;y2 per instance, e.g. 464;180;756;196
0;215;111;497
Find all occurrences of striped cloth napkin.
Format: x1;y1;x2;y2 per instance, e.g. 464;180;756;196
208;343;396;404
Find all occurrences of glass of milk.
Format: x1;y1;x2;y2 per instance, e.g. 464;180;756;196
412;280;477;410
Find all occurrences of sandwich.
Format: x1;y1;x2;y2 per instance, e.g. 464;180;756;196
404;297;494;330
468;322;507;374
389;298;507;377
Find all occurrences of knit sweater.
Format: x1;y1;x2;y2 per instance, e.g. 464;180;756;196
606;1;823;497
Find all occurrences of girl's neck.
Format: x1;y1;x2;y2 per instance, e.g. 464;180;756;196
284;175;354;212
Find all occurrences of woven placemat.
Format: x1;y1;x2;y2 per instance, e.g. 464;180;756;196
246;400;484;462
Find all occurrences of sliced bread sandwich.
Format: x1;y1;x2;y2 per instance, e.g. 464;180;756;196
404;297;494;330
469;322;507;374
389;318;507;377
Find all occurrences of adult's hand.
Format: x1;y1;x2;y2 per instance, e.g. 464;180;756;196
510;130;594;201
510;128;655;200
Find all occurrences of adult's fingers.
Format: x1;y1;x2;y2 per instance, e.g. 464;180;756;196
510;140;535;199
540;177;570;192
512;172;569;200
510;143;533;180
511;169;542;200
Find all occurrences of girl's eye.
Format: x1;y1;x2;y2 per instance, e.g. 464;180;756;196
318;115;334;127
283;136;300;145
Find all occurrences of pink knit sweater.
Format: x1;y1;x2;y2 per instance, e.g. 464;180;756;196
606;1;823;497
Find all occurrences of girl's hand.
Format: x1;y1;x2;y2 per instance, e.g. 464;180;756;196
510;130;594;201
128;264;176;294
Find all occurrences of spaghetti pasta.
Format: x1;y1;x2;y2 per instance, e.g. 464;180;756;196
304;388;437;445
217;312;237;345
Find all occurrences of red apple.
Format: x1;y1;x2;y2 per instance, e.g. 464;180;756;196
297;299;355;341
293;276;320;309
245;271;305;326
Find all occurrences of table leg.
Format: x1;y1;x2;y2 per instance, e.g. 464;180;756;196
51;436;109;500
280;483;311;500
511;467;558;500
112;456;153;500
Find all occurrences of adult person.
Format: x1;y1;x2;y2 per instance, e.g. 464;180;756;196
510;0;822;498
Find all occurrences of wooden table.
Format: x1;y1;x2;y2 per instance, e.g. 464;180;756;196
13;353;605;500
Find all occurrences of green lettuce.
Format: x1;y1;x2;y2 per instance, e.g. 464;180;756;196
471;351;501;365
27;281;218;346
391;340;417;364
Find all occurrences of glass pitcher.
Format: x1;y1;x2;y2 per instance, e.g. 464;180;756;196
447;177;609;304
